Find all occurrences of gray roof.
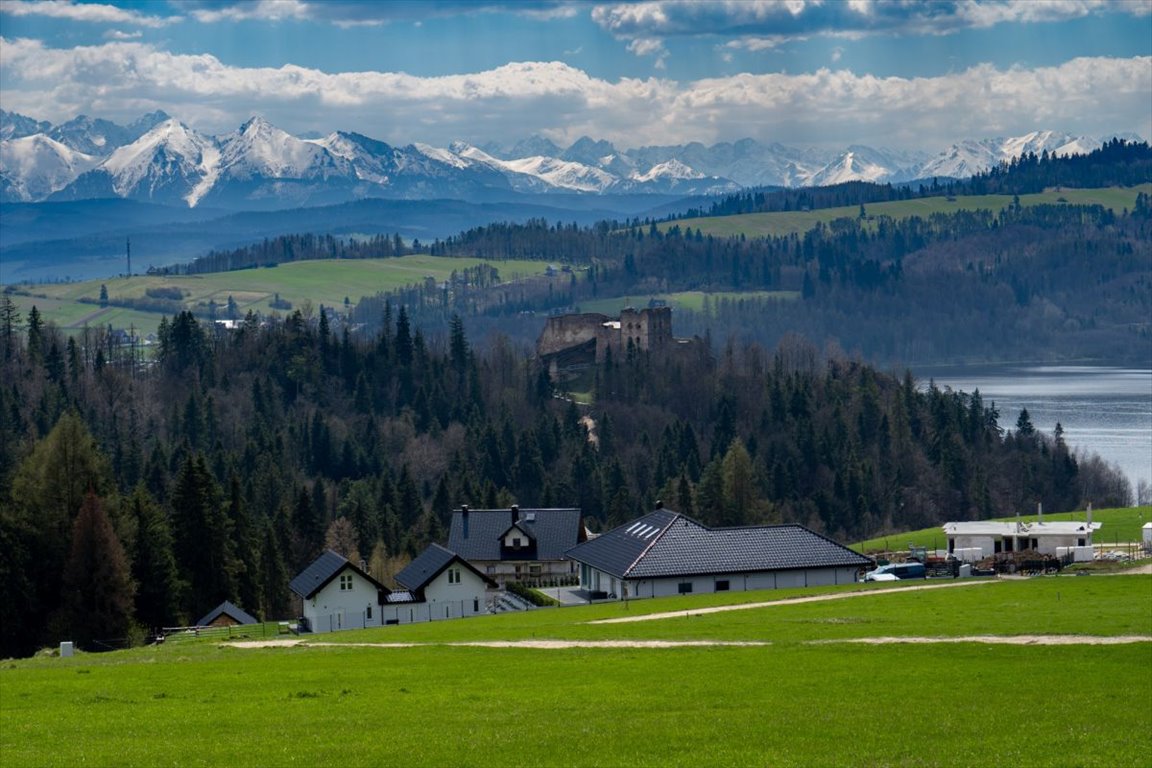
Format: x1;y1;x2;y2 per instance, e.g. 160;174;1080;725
447;507;584;562
567;508;873;579
288;549;386;599
395;543;498;592
196;600;259;627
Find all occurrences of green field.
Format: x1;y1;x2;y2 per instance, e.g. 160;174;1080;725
667;185;1152;239
4;255;553;335
576;289;799;316
852;506;1151;554
3;575;1149;767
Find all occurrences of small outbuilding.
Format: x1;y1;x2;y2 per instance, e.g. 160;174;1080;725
566;504;872;600
196;600;259;628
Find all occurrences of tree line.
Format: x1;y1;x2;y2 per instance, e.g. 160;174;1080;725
0;300;1128;657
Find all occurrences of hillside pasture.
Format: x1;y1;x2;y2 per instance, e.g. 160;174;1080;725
576;289;799;316
668;184;1152;240
2;575;1149;767
852;506;1150;555
4;255;553;336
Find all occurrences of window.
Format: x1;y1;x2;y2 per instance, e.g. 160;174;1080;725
512;537;522;548
366;604;373;620
1078;538;1086;547
715;580;730;592
529;565;541;576
448;568;460;584
339;573;353;591
678;582;693;594
473;598;479;613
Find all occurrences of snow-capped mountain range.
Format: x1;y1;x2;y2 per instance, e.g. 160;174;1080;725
0;109;1138;209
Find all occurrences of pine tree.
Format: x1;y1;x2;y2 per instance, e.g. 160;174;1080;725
170;453;237;618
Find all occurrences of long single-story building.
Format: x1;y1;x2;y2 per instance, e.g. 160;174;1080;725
446;505;586;585
942;519;1101;561
566;504;873;600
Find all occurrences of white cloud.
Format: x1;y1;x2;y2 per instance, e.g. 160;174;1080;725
104;29;144;41
0;0;175;28
189;0;311;24
591;0;1148;44
0;37;1147;150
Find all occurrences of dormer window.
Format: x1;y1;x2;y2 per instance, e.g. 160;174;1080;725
512;537;522;549
339;573;353;591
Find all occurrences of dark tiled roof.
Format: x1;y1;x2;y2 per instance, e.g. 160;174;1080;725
567;509;872;579
395;543;498;592
288;549;386;599
564;508;679;578
447;508;584;562
196;600;259;626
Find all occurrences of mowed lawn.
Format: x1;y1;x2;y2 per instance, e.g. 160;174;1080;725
669;184;1152;240
3;575;1149;767
852;506;1151;554
5;255;553;335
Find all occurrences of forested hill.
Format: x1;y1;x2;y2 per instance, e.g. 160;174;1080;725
161;141;1152;366
0;305;1129;657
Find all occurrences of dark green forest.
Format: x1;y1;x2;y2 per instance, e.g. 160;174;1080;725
0;298;1129;657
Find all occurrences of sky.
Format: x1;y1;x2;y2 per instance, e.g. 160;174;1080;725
1;0;1149;152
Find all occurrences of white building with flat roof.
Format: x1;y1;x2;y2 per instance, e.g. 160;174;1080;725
943;519;1101;561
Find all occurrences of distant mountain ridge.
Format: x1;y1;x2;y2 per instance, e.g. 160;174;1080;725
0;109;1140;208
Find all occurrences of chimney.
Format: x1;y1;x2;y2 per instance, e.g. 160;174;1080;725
654;499;663;510
511;504;519;523
461;504;469;539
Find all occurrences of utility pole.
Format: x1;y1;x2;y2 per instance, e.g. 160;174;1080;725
126;237;131;278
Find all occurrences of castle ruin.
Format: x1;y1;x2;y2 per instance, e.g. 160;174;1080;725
537;306;692;371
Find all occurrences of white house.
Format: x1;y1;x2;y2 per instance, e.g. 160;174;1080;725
289;546;499;633
446;505;587;585
289;550;388;634
387;543;497;624
565;504;873;601
942;519;1101;562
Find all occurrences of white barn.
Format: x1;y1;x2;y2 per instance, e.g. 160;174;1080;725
565;504;873;601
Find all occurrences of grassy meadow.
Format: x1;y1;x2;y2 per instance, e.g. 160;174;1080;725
667;184;1152;240
852;506;1151;554
575;289;800;317
3;575;1150;767
4;255;553;336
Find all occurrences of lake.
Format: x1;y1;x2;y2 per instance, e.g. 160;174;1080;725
915;366;1152;501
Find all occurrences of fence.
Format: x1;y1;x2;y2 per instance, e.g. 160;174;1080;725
158;621;293;645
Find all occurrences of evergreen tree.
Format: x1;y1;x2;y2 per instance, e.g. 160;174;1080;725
170;453;237;618
58;491;136;647
129;485;185;630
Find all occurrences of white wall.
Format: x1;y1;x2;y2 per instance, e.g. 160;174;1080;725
582;566;860;600
422;566;489;618
302;568;381;634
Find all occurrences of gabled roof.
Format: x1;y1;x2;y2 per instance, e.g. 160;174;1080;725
289;549;387;599
394;543;498;592
196;600;259;627
447;507;585;562
567;507;872;579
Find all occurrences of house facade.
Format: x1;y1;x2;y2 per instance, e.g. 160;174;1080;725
943;519;1101;561
446;505;586;585
387;543;497;624
566;504;873;600
289;550;388;634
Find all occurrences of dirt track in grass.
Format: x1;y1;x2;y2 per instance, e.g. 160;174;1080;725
588;579;995;625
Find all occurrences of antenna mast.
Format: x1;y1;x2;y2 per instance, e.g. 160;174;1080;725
126;237;131;277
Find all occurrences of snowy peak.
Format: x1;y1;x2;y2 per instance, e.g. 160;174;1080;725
1;110;52;141
219;116;346;181
0;134;98;201
99;119;220;205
